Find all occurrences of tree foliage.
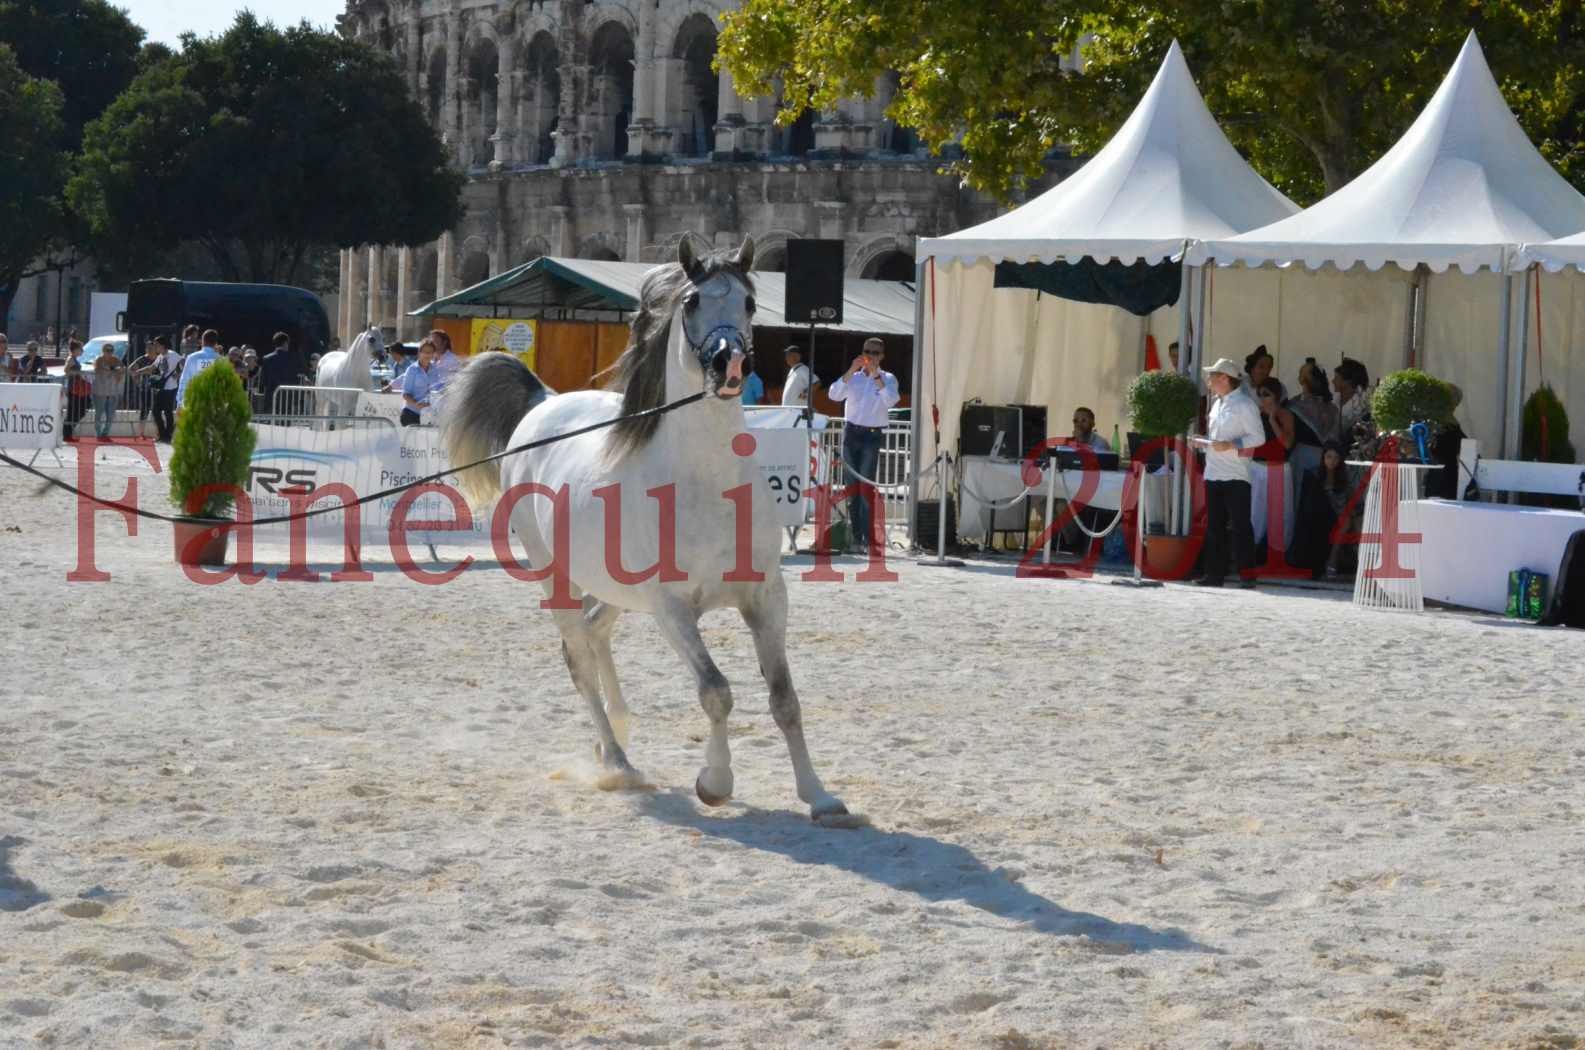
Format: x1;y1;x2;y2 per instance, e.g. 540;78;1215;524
0;0;143;150
0;0;141;325
69;13;465;286
168;361;256;520
1126;369;1199;438
0;45;67;326
718;0;1585;203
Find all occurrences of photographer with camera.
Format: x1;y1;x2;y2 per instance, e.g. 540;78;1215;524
828;338;900;554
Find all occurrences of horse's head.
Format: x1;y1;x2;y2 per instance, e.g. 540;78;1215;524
675;233;756;400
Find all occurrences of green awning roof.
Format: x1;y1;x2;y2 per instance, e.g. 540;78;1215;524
411;256;915;336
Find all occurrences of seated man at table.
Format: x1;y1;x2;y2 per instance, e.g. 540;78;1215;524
1070;406;1111;452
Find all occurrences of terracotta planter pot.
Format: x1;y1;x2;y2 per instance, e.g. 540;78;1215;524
1142;534;1196;581
172;517;231;567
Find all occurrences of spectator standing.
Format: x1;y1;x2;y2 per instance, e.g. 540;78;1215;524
1288;359;1338;473
146;336;180;441
1244;346;1274;390
1252;378;1297;555
62;340;89;439
129;339;166;437
399;339;437;426
1195;358;1266;588
828;337;900;554
1334;358;1372;443
739;355;765;406
429;329;462;392
91;346;126;439
781;344;815;409
176;330;222;410
259;332;298;414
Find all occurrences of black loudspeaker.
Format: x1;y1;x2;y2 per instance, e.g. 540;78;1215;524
785;239;845;324
959;403;1023;459
914;498;957;553
1013;404;1047;458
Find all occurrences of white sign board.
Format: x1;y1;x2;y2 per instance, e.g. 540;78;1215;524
751;428;813;529
0;383;64;450
90;292;127;340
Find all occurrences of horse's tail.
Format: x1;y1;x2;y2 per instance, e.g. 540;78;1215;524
439;351;550;507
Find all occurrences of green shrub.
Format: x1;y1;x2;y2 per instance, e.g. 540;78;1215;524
1521;384;1577;464
1126;370;1199;437
168;362;256;519
1370;369;1456;434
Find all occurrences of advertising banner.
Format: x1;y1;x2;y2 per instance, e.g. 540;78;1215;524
0;383;64;451
469;319;537;370
245;418;812;539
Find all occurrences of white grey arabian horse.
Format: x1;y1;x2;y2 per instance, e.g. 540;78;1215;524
315;326;380;418
441;235;848;822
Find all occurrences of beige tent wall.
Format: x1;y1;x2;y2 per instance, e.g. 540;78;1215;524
921;260;1164;467
1422;270;1507;452
920;260;1411;469
1524;268;1585;460
1202;266;1415;402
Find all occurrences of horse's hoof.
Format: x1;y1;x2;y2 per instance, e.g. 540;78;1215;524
695;767;734;807
810;795;853;822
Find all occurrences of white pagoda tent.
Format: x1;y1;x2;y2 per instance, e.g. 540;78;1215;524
1189;32;1585;453
910;39;1301;484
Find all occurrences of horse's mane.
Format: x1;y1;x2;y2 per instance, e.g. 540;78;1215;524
606;248;754;459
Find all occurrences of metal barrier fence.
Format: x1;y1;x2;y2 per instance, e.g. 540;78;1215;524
813;423;913;538
272;385;369;419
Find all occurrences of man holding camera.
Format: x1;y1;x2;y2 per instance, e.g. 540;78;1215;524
828;338;900;554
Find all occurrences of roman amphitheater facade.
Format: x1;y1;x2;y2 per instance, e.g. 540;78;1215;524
334;0;1069;342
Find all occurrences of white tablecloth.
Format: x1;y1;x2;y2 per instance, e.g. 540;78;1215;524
1415;499;1584;613
959;456;1161;541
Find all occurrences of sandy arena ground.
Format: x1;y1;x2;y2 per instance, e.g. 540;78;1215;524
2;442;1582;1049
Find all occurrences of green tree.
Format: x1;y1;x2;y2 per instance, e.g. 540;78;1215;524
68;13;465;286
0;45;67;330
718;0;1585;203
0;0;142;327
0;0;143;149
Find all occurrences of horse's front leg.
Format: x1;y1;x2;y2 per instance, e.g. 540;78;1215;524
652;602;735;806
587;600;631;751
740;578;848;821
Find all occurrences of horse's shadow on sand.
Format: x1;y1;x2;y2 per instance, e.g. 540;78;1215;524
634;791;1216;955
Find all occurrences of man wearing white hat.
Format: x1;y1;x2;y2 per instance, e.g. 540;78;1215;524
1197;358;1266;588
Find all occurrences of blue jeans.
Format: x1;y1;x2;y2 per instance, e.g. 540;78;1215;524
94;396;119;438
842;424;883;549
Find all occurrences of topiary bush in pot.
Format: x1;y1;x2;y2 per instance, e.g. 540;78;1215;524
1370;369;1456;435
1127;369;1199;438
1368;369;1456;460
168;362;256;563
1521;384;1576;465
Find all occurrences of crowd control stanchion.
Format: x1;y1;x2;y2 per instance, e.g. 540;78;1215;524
916;449;964;568
1111;461;1163;589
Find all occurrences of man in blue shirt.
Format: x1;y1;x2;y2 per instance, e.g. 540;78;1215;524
399;340;437;426
739;354;765;406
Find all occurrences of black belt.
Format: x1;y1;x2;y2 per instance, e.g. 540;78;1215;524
845;423;884;432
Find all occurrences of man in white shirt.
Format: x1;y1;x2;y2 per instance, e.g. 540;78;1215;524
176;329;222;410
781;344;815;410
1197;358;1266;587
827;337;900;553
